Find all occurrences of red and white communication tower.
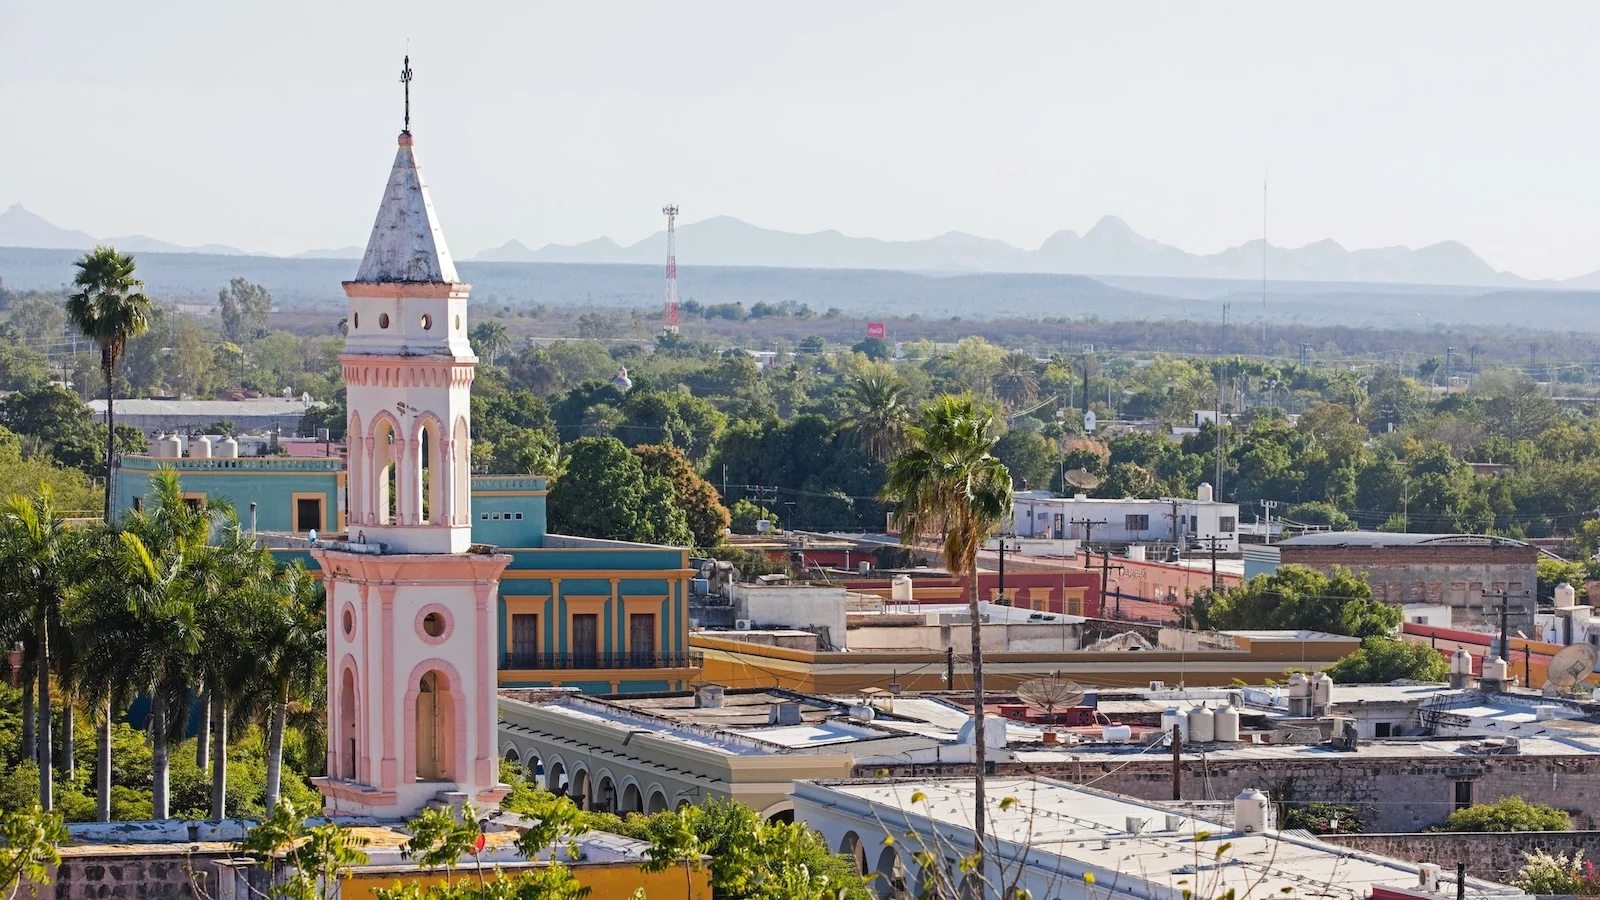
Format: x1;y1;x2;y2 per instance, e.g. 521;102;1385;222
662;204;680;334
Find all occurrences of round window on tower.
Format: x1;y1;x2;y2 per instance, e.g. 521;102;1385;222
342;606;355;639
421;314;433;330
423;612;446;637
379;313;391;329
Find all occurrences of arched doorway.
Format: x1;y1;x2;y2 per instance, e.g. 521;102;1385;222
570;768;590;809
873;847;908;900
596;775;617;813
621;782;643;815
415;670;455;781
839;832;866;876
547;760;568;796
338;668;357;780
647;791;669;814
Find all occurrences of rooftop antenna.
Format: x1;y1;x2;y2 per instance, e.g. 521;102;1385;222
662;205;680;334
400;53;414;134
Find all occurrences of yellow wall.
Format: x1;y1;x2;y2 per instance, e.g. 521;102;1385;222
342;861;710;900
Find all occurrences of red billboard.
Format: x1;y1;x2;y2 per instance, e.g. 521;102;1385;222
866;322;886;339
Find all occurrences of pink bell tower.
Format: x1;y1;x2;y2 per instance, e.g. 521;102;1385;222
312;59;510;817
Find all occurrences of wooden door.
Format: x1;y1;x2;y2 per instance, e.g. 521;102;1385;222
416;672;442;781
571;614;598;667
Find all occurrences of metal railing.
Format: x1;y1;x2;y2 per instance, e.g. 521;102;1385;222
501;651;696;670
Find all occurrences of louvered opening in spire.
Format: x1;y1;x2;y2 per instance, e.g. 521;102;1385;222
353;132;459;284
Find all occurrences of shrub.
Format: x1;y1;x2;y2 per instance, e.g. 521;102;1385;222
1443;796;1569;832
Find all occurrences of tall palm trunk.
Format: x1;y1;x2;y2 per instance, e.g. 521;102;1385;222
97;699;112;822
102;356;116;517
36;611;51;811
21;677;34;766
151;696;169;821
209;693;227;820
966;554;987;878
264;682;288;814
61;693;74;781
195;687;210;770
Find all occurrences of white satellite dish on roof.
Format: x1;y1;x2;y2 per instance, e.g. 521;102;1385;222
1545;643;1599;692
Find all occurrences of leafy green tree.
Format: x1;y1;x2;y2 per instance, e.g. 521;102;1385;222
851;336;890;361
728;499;774;535
1285;501;1355;532
469;320;511;365
1094;461;1160;499
66;247;152;516
881;393;1012;870
548;438;690;546
1324;636;1450;683
1206;565;1399;638
635;443;729;548
216;278;272;344
238;797;371;900
0;803;67;900
1442;796;1569;832
994;428;1055;492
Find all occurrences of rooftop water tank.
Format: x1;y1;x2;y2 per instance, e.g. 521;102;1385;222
1197;482;1214;502
1311;672;1333;713
957;714;1009;750
1556;583;1578;609
891;575;913;603
1214;704;1240;742
1101;724;1133;743
1483;656;1509;684
1451;649;1474;675
1160;707;1188;743
188;435;212;459
848;705;876;722
155;433;182;459
1188;705;1215;743
1234;789;1268;834
215;435;239;458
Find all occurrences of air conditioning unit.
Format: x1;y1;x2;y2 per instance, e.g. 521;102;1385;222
735;619;753;631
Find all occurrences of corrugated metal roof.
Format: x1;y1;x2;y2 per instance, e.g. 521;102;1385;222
85;398;312;416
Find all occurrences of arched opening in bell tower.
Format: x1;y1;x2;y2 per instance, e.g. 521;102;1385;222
415;670;456;781
338;667;358;780
374;417;399;525
417;417;444;525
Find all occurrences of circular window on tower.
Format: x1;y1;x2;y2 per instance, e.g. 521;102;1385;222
417;605;452;644
378;312;391;329
341;605;356;640
421;314;433;330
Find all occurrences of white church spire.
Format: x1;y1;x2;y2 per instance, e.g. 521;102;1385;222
353;132;458;284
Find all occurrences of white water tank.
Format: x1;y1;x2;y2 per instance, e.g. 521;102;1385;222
215;436;239;458
1214;705;1240;742
1197;482;1214;502
188;435;212;458
155;433;182;458
1556;583;1578;609
848;705;876;722
891;575;913;603
1160;707;1188;743
1287;672;1311;716
1451;649;1474;676
1234;789;1268;834
1101;724;1133;743
1483;656;1509;684
1188;705;1215;743
1311;672;1333;714
1126;544;1146;561
958;714;1009;750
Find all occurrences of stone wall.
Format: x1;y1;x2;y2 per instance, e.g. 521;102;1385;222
30;849;244;900
1322;831;1600;883
1001;749;1600;833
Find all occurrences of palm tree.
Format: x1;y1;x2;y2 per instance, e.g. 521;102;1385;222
71;527;143;822
994;352;1040;408
67;246;153;517
842;367;911;461
256;563;326;813
471;320;512;366
193;527;273;820
0;485;91;812
880;394;1012;880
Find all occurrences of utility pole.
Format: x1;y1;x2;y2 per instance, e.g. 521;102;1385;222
1170;724;1182;800
1484;590;1530;661
1258;499;1278;544
1101;548;1126;618
1197;536;1225;591
662;205;680;334
945;646;955;688
997;534;1012;606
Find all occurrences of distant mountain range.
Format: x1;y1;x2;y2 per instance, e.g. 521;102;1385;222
479;214;1599;288
9;200;1600;288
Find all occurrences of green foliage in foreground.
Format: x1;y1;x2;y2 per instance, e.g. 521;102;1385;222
1324;636;1451;684
1185;565;1400;638
1442;796;1570;832
1514;849;1600;895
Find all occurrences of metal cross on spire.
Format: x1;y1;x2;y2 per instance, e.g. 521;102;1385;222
400;55;414;133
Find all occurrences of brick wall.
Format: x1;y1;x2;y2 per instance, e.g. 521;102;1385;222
30;850;243;900
1001;750;1600;833
1277;546;1536;629
1322;831;1600;883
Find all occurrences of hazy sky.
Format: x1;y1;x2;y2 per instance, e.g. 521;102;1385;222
5;2;1600;278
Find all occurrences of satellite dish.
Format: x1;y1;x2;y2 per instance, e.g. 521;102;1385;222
1547;643;1599;689
1016;677;1086;714
1064;469;1102;490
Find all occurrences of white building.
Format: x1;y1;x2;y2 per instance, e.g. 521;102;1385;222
1010;487;1240;553
793;776;1525;900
